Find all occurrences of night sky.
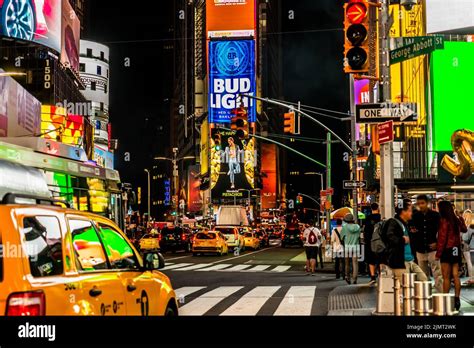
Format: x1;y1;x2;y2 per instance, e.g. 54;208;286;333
85;0;350;208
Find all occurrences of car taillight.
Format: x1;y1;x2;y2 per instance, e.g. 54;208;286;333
182;234;187;241
281;234;285;239
6;291;45;316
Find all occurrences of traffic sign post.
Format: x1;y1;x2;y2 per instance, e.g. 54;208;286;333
378;120;394;145
356;102;417;123
343;181;367;189
390;35;444;65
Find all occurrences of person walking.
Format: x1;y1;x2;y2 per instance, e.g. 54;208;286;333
436;201;468;311
331;219;345;279
462;221;474;285
317;227;325;269
303;223;322;276
411;194;442;292
383;201;428;283
364;203;381;284
341;213;361;284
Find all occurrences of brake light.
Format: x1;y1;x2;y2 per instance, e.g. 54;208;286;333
182;234;187;241
6;291;45;316
281;234;285;239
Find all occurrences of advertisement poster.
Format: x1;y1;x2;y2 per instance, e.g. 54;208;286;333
0;0;62;52
61;0;80;71
206;0;256;38
261;143;277;210
0;71;41;137
93;144;114;169
211;128;256;203
187;165;203;213
208;39;256;123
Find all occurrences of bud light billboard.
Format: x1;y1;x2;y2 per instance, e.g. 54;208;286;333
208;39;256;124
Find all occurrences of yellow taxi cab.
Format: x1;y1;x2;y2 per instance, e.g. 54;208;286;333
0;193;178;316
192;231;229;256
243;231;260;250
139;230;161;252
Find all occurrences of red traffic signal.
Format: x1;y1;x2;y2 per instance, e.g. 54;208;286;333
346;1;368;24
284;112;295;134
343;0;370;74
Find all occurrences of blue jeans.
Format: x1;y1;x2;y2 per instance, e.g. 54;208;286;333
228;159;240;186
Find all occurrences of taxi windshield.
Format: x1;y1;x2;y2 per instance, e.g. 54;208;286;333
244;232;253;237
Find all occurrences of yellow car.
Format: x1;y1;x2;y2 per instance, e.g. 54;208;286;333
192;231;229;256
139;231;161;252
243;232;261;250
0;194;178;316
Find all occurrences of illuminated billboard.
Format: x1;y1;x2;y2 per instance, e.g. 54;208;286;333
187;165;203;213
0;70;41;137
61;0;80;71
261;144;277;210
208;39;256;123
206;0;256;38
0;0;62;52
431;41;474;152
210;128;256;203
41;105;84;146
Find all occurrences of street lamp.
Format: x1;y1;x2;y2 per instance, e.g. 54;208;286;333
298;192;321;227
304;172;324;193
144;169;151;221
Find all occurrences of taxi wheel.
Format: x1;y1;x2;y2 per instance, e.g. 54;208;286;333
165;303;178;316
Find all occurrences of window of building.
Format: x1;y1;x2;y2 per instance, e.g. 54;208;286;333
104;84;107;94
22;216;64;277
69;219;108;271
100;51;105;60
97;65;102;76
100;102;104;111
91;81;96;91
86;48;92;57
79;63;85;72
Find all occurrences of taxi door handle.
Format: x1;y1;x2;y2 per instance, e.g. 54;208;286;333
89;288;102;297
127;284;137;292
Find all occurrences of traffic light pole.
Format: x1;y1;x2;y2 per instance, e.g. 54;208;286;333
326;133;332;236
379;0;394;220
349;75;359;225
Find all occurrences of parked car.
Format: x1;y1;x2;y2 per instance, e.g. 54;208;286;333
159;226;192;253
281;227;304;248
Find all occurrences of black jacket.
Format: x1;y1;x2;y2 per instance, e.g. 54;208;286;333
411;209;441;254
382;215;407;269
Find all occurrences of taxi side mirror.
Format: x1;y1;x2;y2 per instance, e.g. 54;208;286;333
144;252;165;270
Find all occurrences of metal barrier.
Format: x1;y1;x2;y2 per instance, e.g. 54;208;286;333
414;281;432;316
402;273;416;316
432;294;456;316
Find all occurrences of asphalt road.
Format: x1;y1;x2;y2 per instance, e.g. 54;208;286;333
161;243;343;316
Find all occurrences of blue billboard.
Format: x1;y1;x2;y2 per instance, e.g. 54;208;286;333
208;39;256;123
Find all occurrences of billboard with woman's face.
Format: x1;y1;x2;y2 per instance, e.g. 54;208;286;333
0;0;62;52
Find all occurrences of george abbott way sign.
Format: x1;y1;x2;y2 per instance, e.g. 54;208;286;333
356;102;418;123
390;35;444;65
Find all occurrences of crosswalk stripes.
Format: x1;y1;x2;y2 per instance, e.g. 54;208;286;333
161;262;296;273
179;286;243;316
175;285;318;316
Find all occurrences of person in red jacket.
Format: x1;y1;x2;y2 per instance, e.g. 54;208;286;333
436;201;468;310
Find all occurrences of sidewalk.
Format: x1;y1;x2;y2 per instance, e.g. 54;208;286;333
328;277;474;316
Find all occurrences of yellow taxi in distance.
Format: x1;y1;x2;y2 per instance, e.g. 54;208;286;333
192;231;229;256
0;194;178;316
139;231;160;252
243;232;260;250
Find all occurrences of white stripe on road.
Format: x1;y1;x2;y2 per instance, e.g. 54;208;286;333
179;286;243;316
175;287;206;299
242;265;271;272
210;246;278;265
174;263;211;271
219;264;253;272
164;255;191;261
220;286;280;316
274;286;316;316
270;265;292;272
161;263;192;271
197;264;233;272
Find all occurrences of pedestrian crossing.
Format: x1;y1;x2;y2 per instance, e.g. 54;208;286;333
162;262;295;273
175;285;318;316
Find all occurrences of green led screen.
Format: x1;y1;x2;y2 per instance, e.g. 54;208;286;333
431;41;474;152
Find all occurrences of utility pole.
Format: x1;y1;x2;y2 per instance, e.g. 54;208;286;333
172;147;179;225
349;75;359;225
326;132;332;236
379;0;394;220
144;169;151;220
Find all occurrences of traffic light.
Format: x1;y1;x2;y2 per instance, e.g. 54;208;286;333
231;106;249;140
344;0;370;74
212;131;222;151
284;112;295;134
296;195;303;205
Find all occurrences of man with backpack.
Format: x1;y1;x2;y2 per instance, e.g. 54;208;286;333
331;219;345;279
364;203;382;284
379;201;427;283
303;222;322;276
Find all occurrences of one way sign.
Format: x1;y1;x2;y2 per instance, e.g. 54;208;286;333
356;102;418;123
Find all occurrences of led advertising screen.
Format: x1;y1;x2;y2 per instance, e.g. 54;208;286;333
209;39;256;124
261;143;277;210
187;165;203;213
0;70;41;137
60;0;80;71
431;41;474;152
0;0;62;52
210;128;256;203
206;0;255;38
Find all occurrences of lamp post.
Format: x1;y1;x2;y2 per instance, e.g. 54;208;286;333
155;152;195;224
238;188;261;207
143;169;151;220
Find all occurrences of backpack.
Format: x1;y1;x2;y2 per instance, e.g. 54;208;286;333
308;228;318;245
371;220;388;257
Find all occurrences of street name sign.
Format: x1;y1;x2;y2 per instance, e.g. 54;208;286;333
343;181;367;189
356;102;418;123
377;120;394;144
390;35;444;65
